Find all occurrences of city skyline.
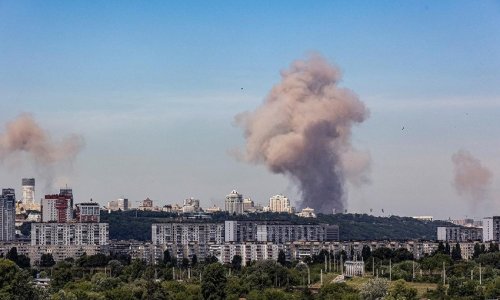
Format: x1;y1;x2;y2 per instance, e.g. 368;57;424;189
1;1;500;219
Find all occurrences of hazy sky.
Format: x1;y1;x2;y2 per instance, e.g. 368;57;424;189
1;1;499;219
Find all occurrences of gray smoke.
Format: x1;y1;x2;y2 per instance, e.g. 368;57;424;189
235;54;369;213
0;114;85;186
452;149;493;205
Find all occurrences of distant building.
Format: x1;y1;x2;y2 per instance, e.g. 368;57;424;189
21;178;36;208
344;260;365;277
206;205;221;214
152;222;224;245
31;223;109;246
412;216;433;222
75;201;100;222
242;198;255;212
59;188;74;211
437;226;482;242
224;221;339;243
182;197;201;213
225;190;244;215
139;198;154;211
108;198;129;212
450;219;475;227
297;207;316;218
42;194;72;223
483;216;500;242
269;195;294;213
0;188;16;241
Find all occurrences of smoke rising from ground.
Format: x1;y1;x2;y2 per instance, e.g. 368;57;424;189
0;114;85;187
452;149;493;206
235;54;369;213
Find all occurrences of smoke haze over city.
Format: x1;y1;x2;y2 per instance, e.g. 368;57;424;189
0;1;499;219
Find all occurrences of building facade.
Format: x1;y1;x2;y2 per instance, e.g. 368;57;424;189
152;222;225;245
437;226;483;242
269;194;293;213
108;198;129;212
483;216;500;242
76;202;100;222
224;221;339;243
31;223;109;246
42;194;73;223
225;190;244;215
0;189;16;241
21;178;35;206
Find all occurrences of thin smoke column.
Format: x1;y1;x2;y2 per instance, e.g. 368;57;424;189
235;54;369;213
0;114;84;184
452;149;493;205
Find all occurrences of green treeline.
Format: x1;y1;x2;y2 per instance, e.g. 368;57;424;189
99;210;452;241
0;242;499;299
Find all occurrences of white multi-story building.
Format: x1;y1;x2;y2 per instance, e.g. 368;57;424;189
297;207;316;218
182;197;201;213
219;243;281;266
225;221;339;243
269;195;294;213
225;190;244;215
483;216;500;242
31;223;109;246
108;198;129;212
0;189;16;241
152;222;224;245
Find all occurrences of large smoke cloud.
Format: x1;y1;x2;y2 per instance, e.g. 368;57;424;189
452;149;493;206
0;114;85;187
235;54;369;213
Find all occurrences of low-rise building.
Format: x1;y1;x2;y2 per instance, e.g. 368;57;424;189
76;201;100;222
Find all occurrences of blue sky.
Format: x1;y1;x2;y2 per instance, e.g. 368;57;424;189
1;1;499;219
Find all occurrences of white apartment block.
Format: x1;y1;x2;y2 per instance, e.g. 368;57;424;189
152;222;224;245
225;190;244;215
219;243;281;266
31;223;109;246
225;221;339;243
269;194;294;213
483;216;500;242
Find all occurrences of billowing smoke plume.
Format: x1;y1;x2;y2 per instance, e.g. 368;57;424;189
452;149;493;205
0;114;85;186
235;54;369;213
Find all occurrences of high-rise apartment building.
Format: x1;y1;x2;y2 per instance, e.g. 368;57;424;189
483;216;500;242
225;190;244;215
0;189;16;241
59;188;74;211
269;194;294;213
42;194;73;223
21;178;35;206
